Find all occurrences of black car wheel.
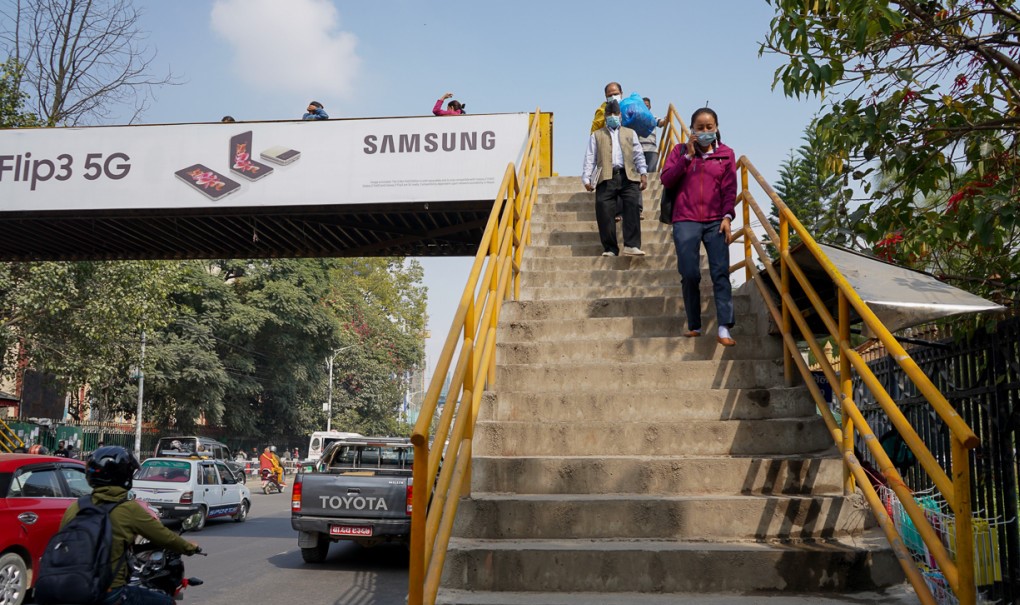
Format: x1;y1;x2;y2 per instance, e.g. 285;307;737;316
300;534;329;564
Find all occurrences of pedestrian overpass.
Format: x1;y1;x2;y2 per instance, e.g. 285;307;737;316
0;109;991;604
0;112;552;260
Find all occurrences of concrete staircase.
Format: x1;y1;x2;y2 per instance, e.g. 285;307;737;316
435;176;906;604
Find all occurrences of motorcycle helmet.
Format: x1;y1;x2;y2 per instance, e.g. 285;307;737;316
270;446;277;453
86;445;140;489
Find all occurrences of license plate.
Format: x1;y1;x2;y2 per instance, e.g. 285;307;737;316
330;525;373;537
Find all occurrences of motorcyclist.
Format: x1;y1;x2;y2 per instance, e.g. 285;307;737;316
259;446;284;489
60;446;200;605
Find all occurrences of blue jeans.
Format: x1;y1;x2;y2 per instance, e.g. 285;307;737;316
671;220;733;332
103;585;174;605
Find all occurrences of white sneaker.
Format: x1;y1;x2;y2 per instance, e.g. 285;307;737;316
601;251;617;257
622;247;646;256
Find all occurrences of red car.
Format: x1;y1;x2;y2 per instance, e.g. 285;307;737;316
0;453;89;605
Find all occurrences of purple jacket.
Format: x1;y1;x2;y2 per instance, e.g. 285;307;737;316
660;142;737;223
433;99;463;116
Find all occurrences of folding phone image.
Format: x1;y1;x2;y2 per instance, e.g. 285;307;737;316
260;145;301;166
174;164;241;201
229;131;274;181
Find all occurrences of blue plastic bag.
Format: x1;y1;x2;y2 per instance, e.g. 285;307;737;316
620;93;656;137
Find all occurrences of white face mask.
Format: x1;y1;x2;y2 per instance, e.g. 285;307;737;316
606;94;622;103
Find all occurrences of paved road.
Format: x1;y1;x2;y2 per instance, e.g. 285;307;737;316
178;488;409;605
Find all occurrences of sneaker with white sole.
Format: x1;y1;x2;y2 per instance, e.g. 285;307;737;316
622;246;646;256
601;251;617;257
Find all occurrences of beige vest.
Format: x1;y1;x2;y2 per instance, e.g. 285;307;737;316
593;126;640;184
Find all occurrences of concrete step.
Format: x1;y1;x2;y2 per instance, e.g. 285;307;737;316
522;268;679;288
526;242;678;257
532;210;666;224
435;586;917;604
530;221;675;235
537;193;665;211
452;493;864;541
519;285;680;300
439;534;903;593
521;255;679;272
530;229;673;247
478;387;819;422
496;317;763;345
495;360;785;391
473;418;835;457
500;295;753;321
499;332;779;361
470;455;844;496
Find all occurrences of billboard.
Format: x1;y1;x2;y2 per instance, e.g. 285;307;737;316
0;113;532;212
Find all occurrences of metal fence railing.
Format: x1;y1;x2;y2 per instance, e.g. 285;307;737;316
854;317;1020;603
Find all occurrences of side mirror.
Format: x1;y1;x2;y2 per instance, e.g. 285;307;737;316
181;512;203;531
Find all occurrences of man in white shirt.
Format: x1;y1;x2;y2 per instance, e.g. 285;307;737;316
581;100;648;257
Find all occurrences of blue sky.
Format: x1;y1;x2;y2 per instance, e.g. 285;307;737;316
123;0;822;378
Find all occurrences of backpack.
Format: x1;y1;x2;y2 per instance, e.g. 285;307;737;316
879;429;918;473
34;496;128;605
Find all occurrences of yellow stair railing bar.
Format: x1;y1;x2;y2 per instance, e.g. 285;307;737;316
0;416;24;452
720;153;981;605
408;109;544;605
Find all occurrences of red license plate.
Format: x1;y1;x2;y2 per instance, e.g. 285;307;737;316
330;525;373;537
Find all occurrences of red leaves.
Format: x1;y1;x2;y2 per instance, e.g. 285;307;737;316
875;231;904;261
946;172;1000;213
901;89;919;105
953;74;968;91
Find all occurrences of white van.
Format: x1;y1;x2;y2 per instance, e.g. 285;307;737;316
306;431;362;462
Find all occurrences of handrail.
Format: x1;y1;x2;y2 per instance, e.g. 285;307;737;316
657;103;689;172
734;155;979;605
408;109;544;605
0;417;24;452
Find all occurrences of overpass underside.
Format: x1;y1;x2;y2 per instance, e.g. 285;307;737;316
0;201;492;261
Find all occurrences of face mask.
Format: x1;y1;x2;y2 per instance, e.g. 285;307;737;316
696;131;717;146
606;94;622;103
606;115;621;129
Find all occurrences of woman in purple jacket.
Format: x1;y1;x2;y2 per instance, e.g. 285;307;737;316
660;107;738;346
433;92;465;116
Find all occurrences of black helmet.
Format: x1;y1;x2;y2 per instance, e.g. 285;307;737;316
86;446;140;489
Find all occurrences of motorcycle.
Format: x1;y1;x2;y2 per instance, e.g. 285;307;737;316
129;505;206;600
260;467;283;494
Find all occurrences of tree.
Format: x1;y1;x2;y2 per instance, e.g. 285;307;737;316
0;0;176;125
762;0;1020;305
0;57;38;126
769;121;853;249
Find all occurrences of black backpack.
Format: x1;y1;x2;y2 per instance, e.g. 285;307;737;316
34;496;128;605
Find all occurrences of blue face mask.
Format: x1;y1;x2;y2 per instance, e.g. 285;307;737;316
606;115;621;129
696;131;717;146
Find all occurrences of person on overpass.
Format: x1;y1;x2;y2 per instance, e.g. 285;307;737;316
303;101;329;120
591;81;623;133
581;100;648;258
660;106;738;347
433;92;465;115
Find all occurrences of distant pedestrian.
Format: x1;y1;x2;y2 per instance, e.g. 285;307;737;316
221;115;236;123
303;101;329;120
581;100;648;258
433;92;465;116
638;98;667;172
54;440;70;457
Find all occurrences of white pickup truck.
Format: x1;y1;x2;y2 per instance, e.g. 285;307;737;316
290;437;413;563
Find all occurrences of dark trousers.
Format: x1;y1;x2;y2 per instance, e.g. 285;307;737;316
671;220;733;332
104;585;174;605
643;151;659;173
595;169;642;254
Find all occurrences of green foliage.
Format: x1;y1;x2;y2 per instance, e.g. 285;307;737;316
770;121;854;250
0;58;38;127
763;0;1020;306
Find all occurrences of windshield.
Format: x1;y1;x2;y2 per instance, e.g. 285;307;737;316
136;460;192;482
323;444;414;470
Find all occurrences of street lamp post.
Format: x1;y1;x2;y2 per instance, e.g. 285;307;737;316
133;331;145;460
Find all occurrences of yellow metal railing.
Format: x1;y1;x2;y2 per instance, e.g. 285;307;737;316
708;146;981;604
408;109;545;605
0;416;23;452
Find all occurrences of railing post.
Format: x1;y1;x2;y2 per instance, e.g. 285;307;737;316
408;440;428;605
488;190;502;389
952;436;976;605
838;291;855;495
741;165;751;282
779;214;793;386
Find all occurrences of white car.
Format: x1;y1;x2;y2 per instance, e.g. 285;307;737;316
130;456;252;530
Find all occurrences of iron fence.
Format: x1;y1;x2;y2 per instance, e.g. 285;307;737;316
852;317;1020;603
